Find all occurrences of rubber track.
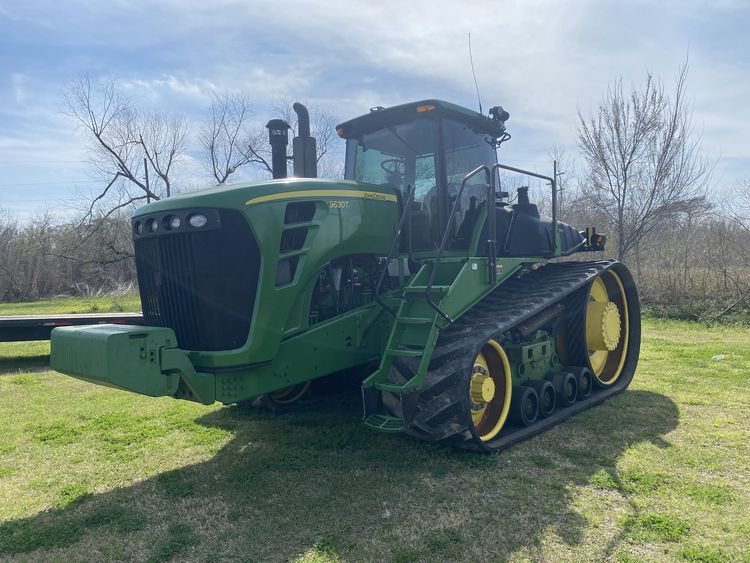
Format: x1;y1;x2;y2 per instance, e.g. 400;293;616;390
382;259;640;452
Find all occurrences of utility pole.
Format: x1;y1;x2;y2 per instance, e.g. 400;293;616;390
144;157;150;204
553;160;565;219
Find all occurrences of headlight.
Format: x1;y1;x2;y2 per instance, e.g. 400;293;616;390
188;213;208;228
167;215;181;230
147;218;158;233
134;221;143;235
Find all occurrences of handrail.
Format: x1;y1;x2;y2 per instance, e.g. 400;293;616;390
426;165;492;322
493;163;558;256
374;184;415;317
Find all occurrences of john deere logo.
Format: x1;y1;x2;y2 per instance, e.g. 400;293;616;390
362;192;388;201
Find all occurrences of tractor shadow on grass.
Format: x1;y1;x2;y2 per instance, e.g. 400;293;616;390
0;389;679;561
0;354;51;375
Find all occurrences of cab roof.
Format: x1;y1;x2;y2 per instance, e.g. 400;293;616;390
335;99;507;139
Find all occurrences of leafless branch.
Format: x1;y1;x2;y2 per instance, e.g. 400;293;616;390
198;93;269;184
64;75;187;245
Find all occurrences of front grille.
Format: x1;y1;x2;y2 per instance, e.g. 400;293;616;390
133;209;260;351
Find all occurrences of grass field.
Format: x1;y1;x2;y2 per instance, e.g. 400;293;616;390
0;293;141;316
0;318;748;562
0;293;141;372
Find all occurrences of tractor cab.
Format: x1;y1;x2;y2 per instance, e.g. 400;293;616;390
337;100;508;252
337;99;585;259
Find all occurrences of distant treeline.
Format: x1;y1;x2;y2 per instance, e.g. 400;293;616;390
560;196;750;323
2;66;749;322
1;201;749;323
0;210;135;302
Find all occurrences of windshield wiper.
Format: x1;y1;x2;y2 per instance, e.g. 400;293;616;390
387;126;421;157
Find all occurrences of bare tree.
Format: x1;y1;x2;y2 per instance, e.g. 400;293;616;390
65;76;187;222
55;210;135;267
137;111;187;197
15;210;59;300
577;61;712;260
0;209;22;301
0;208;137;302
198;93;270;184
726;178;750;236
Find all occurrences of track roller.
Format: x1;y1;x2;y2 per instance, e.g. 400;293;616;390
523;379;556;418
569;366;593;400
509;385;539;426
549;371;578;408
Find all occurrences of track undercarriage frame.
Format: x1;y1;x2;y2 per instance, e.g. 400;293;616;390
363;259;640;452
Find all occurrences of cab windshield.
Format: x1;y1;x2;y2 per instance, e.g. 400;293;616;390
345;118;436;205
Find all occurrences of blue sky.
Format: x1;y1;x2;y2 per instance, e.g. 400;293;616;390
0;0;748;220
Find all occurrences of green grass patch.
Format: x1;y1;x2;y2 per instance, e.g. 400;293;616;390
0;514;87;553
83;504;147;534
590;469;619;490
0;501;146;554
148;522;200;563
56;483;91;508
30;420;84;445
0;341;51;372
8;374;40;386
623;512;690;542
684;482;735;505
0;319;748;561
292;538;342;562
620;469;670;494
423;528;465;558
680;544;730;563
0;293;141;315
155;471;195;498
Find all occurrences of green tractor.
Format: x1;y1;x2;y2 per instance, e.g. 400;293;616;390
51;99;640;452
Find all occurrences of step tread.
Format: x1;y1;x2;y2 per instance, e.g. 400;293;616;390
385;347;424;358
396;316;434;325
403;285;450;293
374;380;411;392
364;413;405;432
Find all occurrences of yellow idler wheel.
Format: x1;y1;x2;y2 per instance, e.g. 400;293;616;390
585;271;629;386
470;340;512;442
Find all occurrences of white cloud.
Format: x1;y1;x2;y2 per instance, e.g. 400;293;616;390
0;0;747;221
10;73;28;104
118;75;219;103
117;0;744;171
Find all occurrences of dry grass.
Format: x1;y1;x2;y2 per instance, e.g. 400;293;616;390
0;318;748;562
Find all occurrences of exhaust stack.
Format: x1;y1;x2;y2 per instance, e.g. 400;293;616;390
292;102;317;178
266;119;291;179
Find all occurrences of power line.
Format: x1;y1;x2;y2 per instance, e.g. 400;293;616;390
0;198;71;203
0;179;101;187
0;160;84;164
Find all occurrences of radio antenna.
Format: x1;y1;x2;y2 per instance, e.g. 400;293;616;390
468;33;483;115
